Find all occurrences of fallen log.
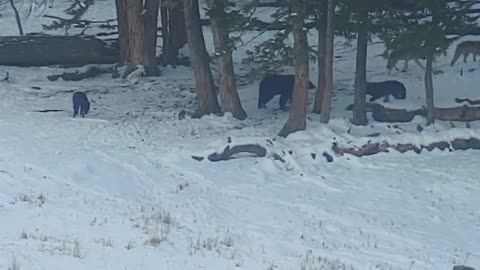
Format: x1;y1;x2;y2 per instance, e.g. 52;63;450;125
193;143;334;163
371;106;424;123
345;102;384;112
455;97;480;106
433;105;480;122
346;103;480;122
332;137;480;157
208;144;267;161
47;66;111;81
0;35;118;66
193;144;267;162
346;103;424;122
30;109;65;113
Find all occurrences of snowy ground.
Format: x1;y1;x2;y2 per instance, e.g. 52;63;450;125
0;1;479;270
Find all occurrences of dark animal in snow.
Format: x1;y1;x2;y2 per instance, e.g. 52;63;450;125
72;91;90;118
366;80;406;102
258;74;316;110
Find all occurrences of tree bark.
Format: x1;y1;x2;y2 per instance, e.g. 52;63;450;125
279;0;309;137
425;52;435;125
0;36;118;66
143;0;161;75
115;0;160;76
115;0;130;63
184;0;221;116
333;138;480;158
161;0;169;54
351;8;368;126
313;1;327;114
319;0;335;124
207;0;247;120
160;0;188;65
124;0;146;66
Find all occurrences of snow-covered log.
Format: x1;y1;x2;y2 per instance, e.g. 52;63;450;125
433;105;480;122
455;97;480;105
0;36;118;66
194;144;267;162
47;66;111;81
332;138;480;157
346;103;480;123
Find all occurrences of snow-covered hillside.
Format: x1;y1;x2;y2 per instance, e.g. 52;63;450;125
0;1;479;270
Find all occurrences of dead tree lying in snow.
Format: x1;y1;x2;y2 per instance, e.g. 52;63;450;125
346;102;480;122
332;138;480;157
47;66;111;81
0;36;118;66
192;143;334;163
455;97;480;106
193;136;480;163
434;104;480;122
192;144;267;162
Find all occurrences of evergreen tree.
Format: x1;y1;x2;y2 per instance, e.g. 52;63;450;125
42;0;95;34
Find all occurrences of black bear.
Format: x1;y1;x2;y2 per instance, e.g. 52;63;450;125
258;74;316;110
366;80;406;102
72;91;90;118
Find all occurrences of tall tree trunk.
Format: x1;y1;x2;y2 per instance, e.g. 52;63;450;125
425;52;435;125
207;0;247;120
161;0;169;53
279;0;309;137
313;0;327;114
115;0;159;76
115;0;130;63
160;0;188;66
143;0;160;75
351;8;368;126
124;0;145;65
319;0;334;124
184;0;221;116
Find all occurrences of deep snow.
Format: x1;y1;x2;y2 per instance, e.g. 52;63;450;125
0;1;479;270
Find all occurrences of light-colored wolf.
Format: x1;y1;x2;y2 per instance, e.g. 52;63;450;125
450;40;480;66
386;49;427;74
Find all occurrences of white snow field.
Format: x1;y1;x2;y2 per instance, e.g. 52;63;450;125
0;1;479;270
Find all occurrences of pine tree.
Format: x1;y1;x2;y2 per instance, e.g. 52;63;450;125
42;0;95;34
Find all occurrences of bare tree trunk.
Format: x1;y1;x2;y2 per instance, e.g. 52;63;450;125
124;0;145;64
351;8;368;126
10;0;23;35
279;0;309;137
143;0;160;75
115;0;130;63
115;0;159;76
425;52;435;125
313;1;327;114
161;0;169;53
207;0;247;120
160;0;188;66
319;0;334;124
184;0;221;116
